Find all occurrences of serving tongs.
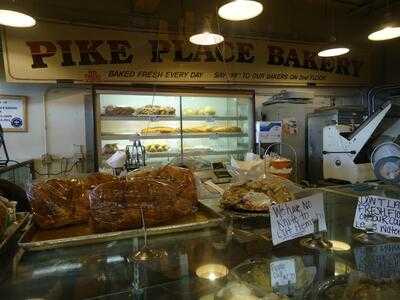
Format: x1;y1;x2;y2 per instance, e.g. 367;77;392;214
300;219;333;251
125;139;146;171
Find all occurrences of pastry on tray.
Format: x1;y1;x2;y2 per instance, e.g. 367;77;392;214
221;177;294;212
136;105;175;116
146;143;169;153
104;105;135;116
141;126;177;134
183;126;211;133
211;126;242;133
183;106;216;116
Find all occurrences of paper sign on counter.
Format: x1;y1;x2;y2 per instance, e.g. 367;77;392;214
354;243;400;279
353;195;400;238
270;259;296;287
270;193;326;246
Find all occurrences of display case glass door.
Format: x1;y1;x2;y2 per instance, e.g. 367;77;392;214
94;90;254;171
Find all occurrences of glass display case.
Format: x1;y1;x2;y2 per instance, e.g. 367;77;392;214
3;184;400;299
93;90;254;171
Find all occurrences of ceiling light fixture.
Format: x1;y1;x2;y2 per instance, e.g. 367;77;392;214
0;9;36;27
368;12;400;41
0;1;36;28
189;16;224;46
369;27;400;41
189;32;224;46
318;4;350;58
218;0;263;21
318;45;350;58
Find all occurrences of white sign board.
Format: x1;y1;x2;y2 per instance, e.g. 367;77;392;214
270;193;327;245
2;21;371;85
353;195;400;238
354;243;400;279
270;259;296;287
256;121;282;143
0;96;27;132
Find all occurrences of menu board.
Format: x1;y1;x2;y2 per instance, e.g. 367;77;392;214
270;193;326;245
353;195;400;238
0;95;27;132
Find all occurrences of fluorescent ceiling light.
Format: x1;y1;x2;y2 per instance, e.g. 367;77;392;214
189;32;224;46
318;47;350;58
368;26;400;41
218;0;263;21
0;9;36;28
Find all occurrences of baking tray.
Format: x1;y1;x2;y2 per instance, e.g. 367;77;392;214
0;212;30;251
222;208;270;219
18;203;224;251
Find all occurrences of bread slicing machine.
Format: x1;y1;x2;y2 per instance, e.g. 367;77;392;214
323;102;400;183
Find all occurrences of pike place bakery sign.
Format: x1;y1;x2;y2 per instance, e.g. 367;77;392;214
2;21;371;86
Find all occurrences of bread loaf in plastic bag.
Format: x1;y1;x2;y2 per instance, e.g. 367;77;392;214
28;173;115;229
91;165;199;232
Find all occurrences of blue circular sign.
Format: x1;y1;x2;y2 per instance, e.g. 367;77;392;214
11;117;23;128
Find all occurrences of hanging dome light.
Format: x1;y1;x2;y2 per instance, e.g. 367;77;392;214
318;47;350;58
0;1;36;28
0;9;36;27
368;26;400;41
368;10;400;41
318;36;350;58
218;0;263;21
189;31;224;46
318;4;350;58
189;16;224;46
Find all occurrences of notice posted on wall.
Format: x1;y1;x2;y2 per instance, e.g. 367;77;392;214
256;121;282;144
0;96;26;131
282;118;298;137
354;243;400;279
270;193;326;245
353;195;400;238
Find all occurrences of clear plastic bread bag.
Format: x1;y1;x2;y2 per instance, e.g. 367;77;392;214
27;173;116;229
89;177;179;232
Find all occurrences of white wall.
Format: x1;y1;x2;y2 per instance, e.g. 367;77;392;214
0;59;89;162
46;89;88;158
0;79;49;161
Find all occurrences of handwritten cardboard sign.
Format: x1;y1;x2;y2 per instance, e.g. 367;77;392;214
354;243;400;279
353;195;400;238
270;259;296;287
270;193;326;245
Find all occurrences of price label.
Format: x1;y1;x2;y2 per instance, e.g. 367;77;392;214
269;193;326;246
270;259;296;287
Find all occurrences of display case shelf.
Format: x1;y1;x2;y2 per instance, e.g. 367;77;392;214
101;115;248;121
146;149;248;158
101;133;248;140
